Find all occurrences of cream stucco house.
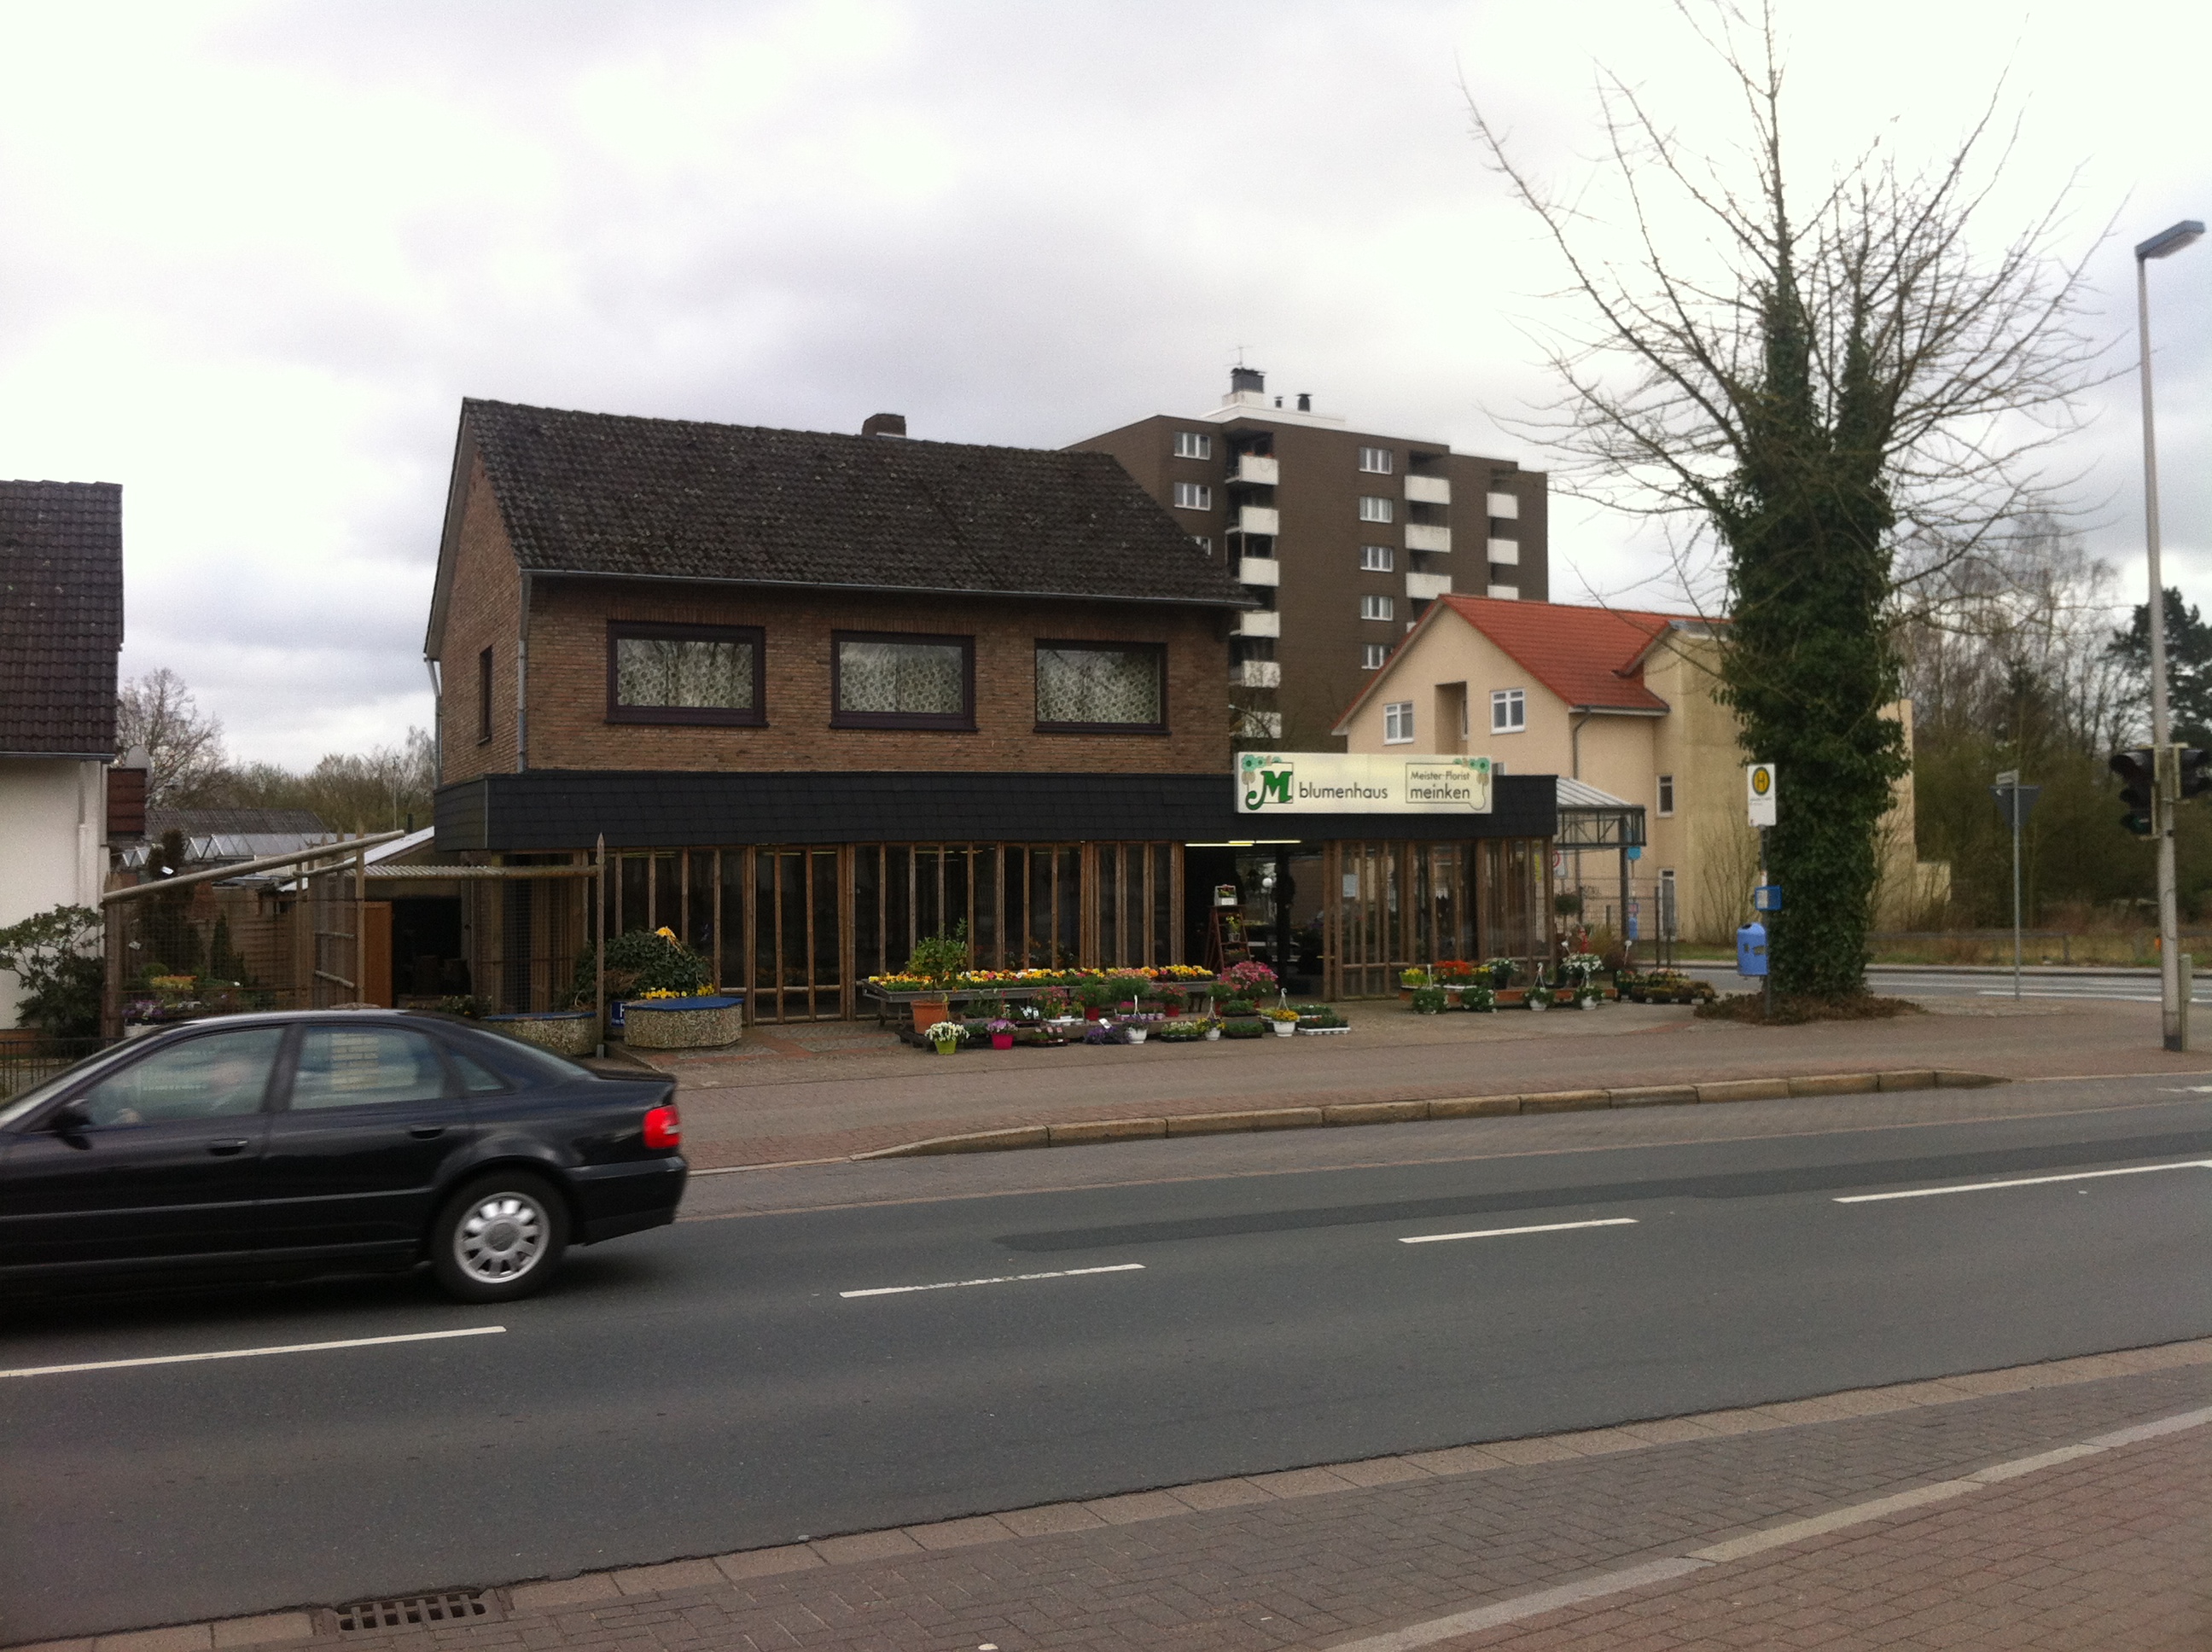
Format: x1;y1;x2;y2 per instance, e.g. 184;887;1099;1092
1333;596;1936;945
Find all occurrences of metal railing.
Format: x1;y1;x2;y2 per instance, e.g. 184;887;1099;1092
0;1035;112;1100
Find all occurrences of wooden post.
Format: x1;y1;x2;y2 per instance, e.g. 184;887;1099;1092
355;841;367;1006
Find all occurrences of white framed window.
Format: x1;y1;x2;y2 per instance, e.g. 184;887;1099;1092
1359;445;1394;474
1359;594;1394;622
1383;701;1414;744
1192;535;1213;553
1490;687;1526;732
1358;495;1394;523
1362;643;1388;670
1359;544;1394;572
1174;431;1213;460
1173;481;1213;510
1657;774;1675;816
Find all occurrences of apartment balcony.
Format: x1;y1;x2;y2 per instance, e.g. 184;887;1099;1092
1487;583;1520;600
1235;709;1284;740
1234;503;1281;537
1237;556;1280;587
1406;570;1452;602
1487;537;1519;566
1487;490;1520;519
1231;659;1283;689
1405;474;1451;505
1233;608;1282;639
1228;453;1280;486
1405;522;1452;554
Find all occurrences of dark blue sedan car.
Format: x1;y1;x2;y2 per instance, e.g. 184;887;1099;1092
0;1010;686;1300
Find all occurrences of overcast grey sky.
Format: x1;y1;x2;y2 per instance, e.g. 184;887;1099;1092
2;0;2203;765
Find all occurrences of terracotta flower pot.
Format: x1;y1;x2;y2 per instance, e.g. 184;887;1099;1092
911;995;950;1033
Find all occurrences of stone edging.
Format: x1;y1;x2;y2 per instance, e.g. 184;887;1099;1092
67;1335;2208;1650
853;1067;2009;1159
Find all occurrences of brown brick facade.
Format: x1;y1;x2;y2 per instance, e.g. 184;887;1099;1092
437;464;1231;782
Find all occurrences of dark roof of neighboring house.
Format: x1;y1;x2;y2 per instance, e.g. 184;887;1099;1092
427;399;1248;653
0;480;123;758
146;807;330;838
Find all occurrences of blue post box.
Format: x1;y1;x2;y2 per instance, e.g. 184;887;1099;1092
1736;920;1768;977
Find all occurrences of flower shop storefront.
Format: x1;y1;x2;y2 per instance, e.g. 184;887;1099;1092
431;769;1561;1020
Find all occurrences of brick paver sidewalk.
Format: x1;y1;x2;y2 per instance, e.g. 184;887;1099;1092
72;1342;2210;1652
632;996;2211;1166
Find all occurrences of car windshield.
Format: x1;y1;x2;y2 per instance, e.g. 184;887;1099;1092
0;1039;146;1128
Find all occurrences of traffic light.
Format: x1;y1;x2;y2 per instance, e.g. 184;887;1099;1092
2111;747;2156;837
2183;747;2212;801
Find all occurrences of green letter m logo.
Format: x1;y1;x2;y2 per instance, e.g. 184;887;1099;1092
1246;766;1293;809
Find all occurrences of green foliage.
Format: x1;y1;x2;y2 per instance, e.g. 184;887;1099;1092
0;905;105;1037
1714;252;1910;998
1409;985;1448;1015
572;928;713;1004
905;923;971;984
2110;588;2212;748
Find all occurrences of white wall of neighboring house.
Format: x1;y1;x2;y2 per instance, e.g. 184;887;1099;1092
0;759;107;1024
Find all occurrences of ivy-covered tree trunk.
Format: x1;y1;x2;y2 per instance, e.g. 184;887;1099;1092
1716;269;1910;998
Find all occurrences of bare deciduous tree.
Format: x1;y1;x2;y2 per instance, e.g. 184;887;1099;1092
116;666;228;808
1468;1;2107;997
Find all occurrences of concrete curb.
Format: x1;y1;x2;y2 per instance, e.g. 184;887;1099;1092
851;1067;2007;1160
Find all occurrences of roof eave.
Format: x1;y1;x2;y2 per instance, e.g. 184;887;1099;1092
521;566;1256;610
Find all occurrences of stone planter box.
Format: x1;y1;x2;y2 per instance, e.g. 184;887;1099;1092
481;1009;601;1057
621;994;746;1050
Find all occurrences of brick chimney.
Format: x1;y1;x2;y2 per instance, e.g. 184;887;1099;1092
861;412;907;438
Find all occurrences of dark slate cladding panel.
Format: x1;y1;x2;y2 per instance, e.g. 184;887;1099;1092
434;771;1558;852
464;399;1246;608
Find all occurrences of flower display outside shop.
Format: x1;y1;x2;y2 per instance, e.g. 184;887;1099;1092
867;963;1215;993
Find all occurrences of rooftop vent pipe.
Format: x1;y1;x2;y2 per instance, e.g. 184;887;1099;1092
1296;393;1311;411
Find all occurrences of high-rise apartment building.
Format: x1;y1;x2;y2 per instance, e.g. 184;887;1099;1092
1071;369;1550;747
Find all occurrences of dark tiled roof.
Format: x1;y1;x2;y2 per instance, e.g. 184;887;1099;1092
463;399;1248;607
0;480;123;757
434;771;1559;852
146;807;330;838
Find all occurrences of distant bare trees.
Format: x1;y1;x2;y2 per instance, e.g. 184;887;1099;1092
116;667;436;833
117;667;227;807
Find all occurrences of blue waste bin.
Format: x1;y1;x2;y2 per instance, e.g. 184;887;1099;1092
1736;921;1768;978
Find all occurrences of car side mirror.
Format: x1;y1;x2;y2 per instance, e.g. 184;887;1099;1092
49;1100;92;1135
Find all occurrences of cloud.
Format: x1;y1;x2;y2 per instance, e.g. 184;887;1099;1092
0;0;2203;762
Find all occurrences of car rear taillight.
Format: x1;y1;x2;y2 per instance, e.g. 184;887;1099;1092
643;1102;681;1150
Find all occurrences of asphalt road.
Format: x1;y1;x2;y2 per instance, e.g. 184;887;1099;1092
1679;961;2212;1003
5;1082;2211;1642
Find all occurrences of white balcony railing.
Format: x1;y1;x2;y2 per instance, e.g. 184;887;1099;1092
1406;570;1452;601
1405;522;1452;554
1235;709;1284;740
1231;659;1283;689
1237;556;1280;587
1487;537;1519;566
1235;503;1281;537
1228;454;1280;486
1487;490;1519;519
1405;474;1451;505
1486;583;1520;600
1234;608;1282;639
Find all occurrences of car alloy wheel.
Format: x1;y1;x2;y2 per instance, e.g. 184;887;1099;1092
453;1190;550;1284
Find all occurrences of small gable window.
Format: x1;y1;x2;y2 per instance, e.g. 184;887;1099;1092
1491;687;1526;733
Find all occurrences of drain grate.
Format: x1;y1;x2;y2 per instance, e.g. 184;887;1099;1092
333;1591;493;1632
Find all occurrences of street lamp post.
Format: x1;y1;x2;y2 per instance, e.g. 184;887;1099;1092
2135;218;2203;1054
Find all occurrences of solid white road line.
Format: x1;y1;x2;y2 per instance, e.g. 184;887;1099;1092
1400;1217;1639;1245
0;1324;506;1380
1834;1160;2212;1204
841;1263;1144;1299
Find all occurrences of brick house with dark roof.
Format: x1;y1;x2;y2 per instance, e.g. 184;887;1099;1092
423;401;1559;1017
0;480;124;1022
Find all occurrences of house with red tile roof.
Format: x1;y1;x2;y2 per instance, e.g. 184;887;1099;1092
1333;595;1936;945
